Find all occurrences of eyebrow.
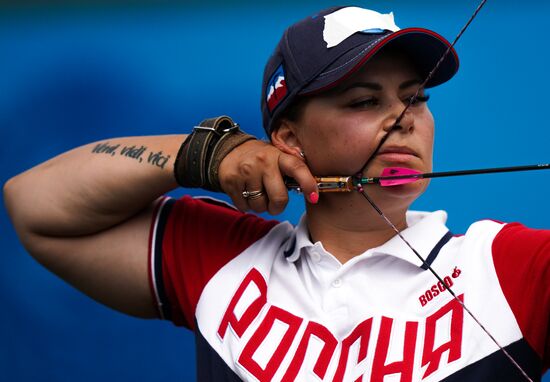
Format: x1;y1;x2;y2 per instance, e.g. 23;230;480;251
339;79;423;93
339;82;382;93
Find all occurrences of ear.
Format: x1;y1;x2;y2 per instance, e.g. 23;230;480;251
270;119;304;160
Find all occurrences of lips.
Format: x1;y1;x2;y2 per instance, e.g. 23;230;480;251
376;145;419;163
377;145;419;156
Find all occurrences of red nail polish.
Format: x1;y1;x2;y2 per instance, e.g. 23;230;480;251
309;192;319;204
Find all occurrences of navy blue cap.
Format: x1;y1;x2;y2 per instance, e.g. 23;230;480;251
261;6;459;135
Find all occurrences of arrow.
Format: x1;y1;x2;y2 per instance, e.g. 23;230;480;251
285;164;550;193
362;164;550;187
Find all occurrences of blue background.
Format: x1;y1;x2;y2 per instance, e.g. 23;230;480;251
1;1;548;380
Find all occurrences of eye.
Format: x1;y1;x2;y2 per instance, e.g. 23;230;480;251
404;94;430;105
349;97;379;108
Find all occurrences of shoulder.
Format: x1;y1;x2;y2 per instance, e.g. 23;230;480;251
459;218;550;255
158;195;279;235
150;195;292;328
452;218;550;265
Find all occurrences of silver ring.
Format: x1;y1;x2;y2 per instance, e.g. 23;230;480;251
242;189;264;201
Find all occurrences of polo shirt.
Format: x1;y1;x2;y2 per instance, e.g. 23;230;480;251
149;195;549;381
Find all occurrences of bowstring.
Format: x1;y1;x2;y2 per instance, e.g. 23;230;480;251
394;0;488;126
360;1;534;380
359;191;534;382
354;0;490;183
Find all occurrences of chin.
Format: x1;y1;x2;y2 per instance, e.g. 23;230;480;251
371;178;430;203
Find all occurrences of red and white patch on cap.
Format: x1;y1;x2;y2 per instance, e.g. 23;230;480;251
266;64;288;113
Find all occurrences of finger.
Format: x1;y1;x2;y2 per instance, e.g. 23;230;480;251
278;154;319;204
262;171;289;215
225;179;250;212
230;191;250;212
243;183;269;213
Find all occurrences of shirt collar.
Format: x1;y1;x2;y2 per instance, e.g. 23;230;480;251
284;210;451;268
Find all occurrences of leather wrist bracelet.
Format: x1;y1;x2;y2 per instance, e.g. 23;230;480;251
174;115;256;191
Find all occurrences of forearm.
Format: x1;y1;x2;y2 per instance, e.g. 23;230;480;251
2;129;317;319
4;135;184;238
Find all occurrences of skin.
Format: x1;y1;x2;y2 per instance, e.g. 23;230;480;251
3;49;432;319
272;50;435;263
3;134;318;319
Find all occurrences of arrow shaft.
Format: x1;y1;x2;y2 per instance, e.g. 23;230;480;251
367;164;550;184
286;164;550;192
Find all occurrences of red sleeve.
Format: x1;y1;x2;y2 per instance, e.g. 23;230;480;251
492;223;550;371
148;196;279;330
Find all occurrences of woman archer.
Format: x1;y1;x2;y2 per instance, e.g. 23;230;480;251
4;5;549;381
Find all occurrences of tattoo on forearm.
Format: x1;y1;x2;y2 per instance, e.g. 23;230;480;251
91;141;171;169
121;145;147;161
147;150;170;169
92;142;120;156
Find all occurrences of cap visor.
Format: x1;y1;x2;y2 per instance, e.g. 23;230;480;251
300;28;459;94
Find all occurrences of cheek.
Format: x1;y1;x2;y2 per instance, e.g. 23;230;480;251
299;115;379;174
419;111;435;169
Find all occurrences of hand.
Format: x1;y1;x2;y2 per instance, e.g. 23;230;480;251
218;140;318;215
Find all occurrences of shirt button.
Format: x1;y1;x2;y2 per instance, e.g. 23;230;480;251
311;252;321;263
332;279;342;288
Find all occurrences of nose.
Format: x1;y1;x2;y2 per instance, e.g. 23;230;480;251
382;104;415;134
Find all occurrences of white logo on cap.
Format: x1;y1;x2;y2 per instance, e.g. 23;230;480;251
323;7;400;48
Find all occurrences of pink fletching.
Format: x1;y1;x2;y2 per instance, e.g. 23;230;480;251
379;167;423;186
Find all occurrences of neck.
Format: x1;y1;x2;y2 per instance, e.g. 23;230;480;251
306;190;410;264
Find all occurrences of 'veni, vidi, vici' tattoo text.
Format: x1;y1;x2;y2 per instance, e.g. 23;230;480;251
91;141;171;169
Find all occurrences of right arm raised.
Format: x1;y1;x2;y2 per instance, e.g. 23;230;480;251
3;135;184;318
3;134;318;319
